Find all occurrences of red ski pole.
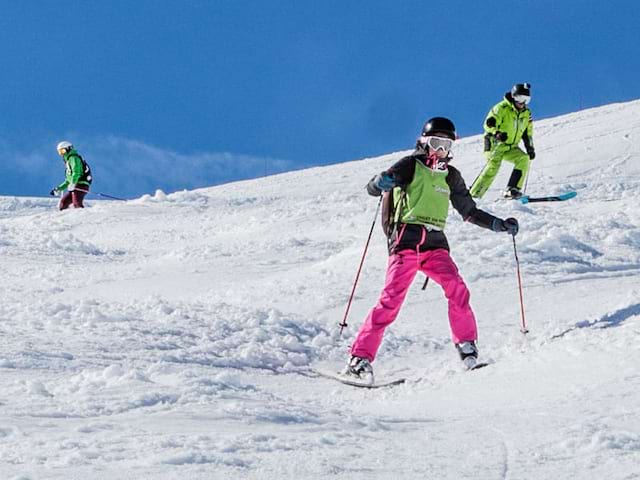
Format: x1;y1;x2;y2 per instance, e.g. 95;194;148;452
512;234;529;334
339;195;383;336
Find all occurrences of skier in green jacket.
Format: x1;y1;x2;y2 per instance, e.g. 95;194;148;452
50;141;93;210
469;83;535;200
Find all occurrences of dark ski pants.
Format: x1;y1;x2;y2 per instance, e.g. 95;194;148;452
59;188;88;210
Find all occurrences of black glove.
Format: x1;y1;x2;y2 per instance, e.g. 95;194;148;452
49;188;61;197
503;217;519;235
495;131;508;142
492;217;519;236
526;146;536;160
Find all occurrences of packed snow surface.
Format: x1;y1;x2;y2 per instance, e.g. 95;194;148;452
1;100;639;479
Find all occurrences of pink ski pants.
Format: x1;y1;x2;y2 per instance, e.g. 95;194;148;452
351;248;477;362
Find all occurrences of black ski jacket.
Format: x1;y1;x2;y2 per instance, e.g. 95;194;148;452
369;150;501;253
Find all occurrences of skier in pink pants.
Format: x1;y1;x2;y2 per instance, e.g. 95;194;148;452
346;117;519;382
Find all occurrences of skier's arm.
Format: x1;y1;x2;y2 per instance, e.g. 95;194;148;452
365;155;415;196
522;115;535;158
447;167;502;230
67;155;85;186
484;110;498;135
483;103;505;149
387;155;416;188
483;102;504;135
366;173;394;196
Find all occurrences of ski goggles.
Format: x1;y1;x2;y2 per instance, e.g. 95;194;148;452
512;94;531;105
422;135;454;152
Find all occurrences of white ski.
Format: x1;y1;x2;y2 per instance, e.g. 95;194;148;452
315;369;406;389
461;354;491;370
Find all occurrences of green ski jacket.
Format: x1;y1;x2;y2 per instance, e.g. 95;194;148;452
483;94;534;149
57;149;92;191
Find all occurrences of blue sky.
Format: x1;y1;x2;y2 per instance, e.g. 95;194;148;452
1;0;639;198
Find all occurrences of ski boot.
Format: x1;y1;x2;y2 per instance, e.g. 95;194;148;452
344;356;374;384
502;187;523;200
455;341;479;370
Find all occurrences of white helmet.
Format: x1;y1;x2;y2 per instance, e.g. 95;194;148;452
56;141;73;152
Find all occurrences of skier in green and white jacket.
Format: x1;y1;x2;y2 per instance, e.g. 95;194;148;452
50;141;93;210
469;83;535;200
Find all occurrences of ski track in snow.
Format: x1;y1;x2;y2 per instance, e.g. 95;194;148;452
1;100;640;479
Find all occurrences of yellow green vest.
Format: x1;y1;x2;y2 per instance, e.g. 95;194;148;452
394;161;450;230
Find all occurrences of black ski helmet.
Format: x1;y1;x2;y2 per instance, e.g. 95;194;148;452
421;117;456;140
511;82;531;97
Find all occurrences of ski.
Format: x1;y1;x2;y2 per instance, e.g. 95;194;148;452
314;369;406;389
519;191;577;204
461;355;491;370
467;361;490;371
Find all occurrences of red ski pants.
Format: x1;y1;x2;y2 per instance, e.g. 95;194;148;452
59;188;88;210
351;248;478;362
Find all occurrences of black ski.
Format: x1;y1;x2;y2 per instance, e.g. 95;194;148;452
519;191;577;204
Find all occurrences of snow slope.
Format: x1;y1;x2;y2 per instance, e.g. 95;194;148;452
1;100;639;479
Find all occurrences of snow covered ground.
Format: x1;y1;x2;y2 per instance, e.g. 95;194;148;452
1;100;639;479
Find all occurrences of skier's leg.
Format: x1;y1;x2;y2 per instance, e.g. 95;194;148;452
502;148;530;190
58;192;73;211
420;249;477;343
506;169;523;190
71;189;87;208
469;150;504;198
351;250;419;361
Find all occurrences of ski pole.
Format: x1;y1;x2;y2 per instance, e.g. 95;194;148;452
74;188;126;201
93;192;126;201
339;195;383;336
511;234;528;334
421;276;429;290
